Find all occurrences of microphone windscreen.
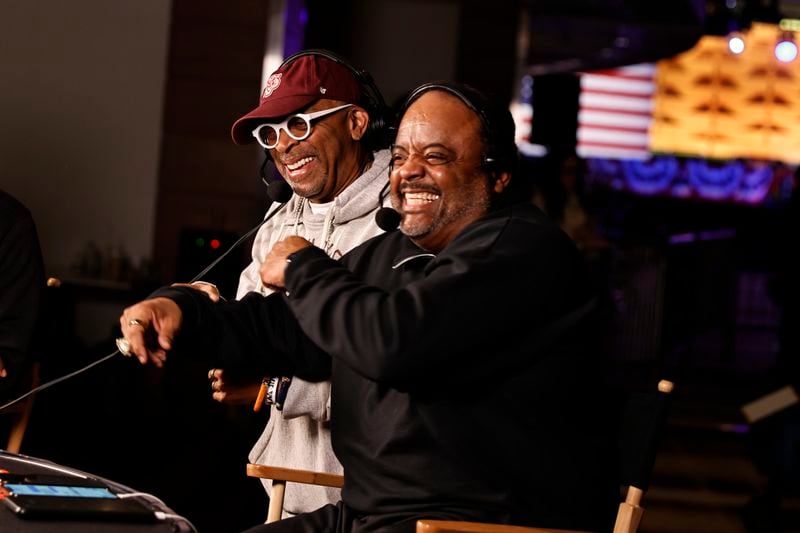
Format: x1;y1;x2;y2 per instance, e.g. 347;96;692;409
267;180;294;203
375;207;401;231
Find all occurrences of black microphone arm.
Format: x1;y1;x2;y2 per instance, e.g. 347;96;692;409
374;180;401;231
1;190;294;413
260;149;294;204
189;197;292;283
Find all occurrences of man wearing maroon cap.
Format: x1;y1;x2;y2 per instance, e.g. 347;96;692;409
203;50;393;518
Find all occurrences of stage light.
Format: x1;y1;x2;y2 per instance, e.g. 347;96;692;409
775;32;798;62
728;32;746;54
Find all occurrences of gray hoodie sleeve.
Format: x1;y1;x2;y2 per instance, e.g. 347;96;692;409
280;378;332;421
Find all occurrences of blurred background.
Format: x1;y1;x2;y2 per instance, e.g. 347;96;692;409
1;0;799;531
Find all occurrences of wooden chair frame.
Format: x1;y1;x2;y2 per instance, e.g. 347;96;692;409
3;362;40;453
246;463;344;523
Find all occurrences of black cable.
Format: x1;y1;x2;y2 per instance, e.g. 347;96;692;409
0;201;291;412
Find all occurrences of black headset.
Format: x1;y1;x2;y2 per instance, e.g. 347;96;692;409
398;81;518;175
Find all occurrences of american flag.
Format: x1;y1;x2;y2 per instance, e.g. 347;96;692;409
576;63;656;160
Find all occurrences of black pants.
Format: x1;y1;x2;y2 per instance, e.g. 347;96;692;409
242;502;485;533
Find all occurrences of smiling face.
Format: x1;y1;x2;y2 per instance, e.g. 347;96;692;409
390;90;503;252
268;98;370;202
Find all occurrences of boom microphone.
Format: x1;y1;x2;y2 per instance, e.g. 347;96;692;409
266;179;293;203
374;180;400;231
259;150;294;204
375;206;401;231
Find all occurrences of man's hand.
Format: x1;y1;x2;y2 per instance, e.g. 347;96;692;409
261;236;314;290
171;281;222;302
208;368;262;405
0;356;6;378
119;297;183;367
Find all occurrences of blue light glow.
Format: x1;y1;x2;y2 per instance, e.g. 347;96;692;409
775;39;798;62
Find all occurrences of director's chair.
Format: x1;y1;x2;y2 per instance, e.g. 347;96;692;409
247;379;674;533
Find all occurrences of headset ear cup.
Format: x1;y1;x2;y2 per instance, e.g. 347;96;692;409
355;71;390;150
363;108;389;150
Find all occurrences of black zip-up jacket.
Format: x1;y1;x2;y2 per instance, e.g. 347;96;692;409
158;202;618;531
0;190;44;400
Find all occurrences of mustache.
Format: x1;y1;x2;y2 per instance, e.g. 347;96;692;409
397;182;440;195
276;151;315;165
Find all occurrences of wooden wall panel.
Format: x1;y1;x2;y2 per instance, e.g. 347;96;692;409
154;0;269;283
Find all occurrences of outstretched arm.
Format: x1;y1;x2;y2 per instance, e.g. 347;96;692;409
118;285;332;381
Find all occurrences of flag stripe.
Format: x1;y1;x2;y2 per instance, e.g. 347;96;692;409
577;145;651;160
577;63;656;160
579;110;653;129
579;123;650;134
580;93;654;112
581;76;656;94
578;129;650;145
588;63;657;78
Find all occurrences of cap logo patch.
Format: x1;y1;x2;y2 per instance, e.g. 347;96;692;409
320;87;327;94
261;73;282;101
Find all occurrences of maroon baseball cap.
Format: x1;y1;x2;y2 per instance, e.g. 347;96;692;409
230;54;362;145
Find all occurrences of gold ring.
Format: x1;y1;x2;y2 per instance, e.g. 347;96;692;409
128;318;145;329
116;337;132;356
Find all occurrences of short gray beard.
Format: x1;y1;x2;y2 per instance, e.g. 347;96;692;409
398;185;491;241
284;173;326;200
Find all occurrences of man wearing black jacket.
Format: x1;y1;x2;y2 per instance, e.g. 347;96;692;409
120;83;618;533
0;190;45;403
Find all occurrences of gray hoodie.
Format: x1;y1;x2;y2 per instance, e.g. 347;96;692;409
237;149;391;516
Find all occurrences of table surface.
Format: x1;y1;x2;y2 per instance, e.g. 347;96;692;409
0;451;181;532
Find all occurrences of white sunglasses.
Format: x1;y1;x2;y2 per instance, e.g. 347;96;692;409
251;103;353;149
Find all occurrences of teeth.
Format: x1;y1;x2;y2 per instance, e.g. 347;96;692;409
286;157;313;171
404;192;440;205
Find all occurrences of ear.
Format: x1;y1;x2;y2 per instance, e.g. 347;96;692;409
348;106;370;141
493;171;512;194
